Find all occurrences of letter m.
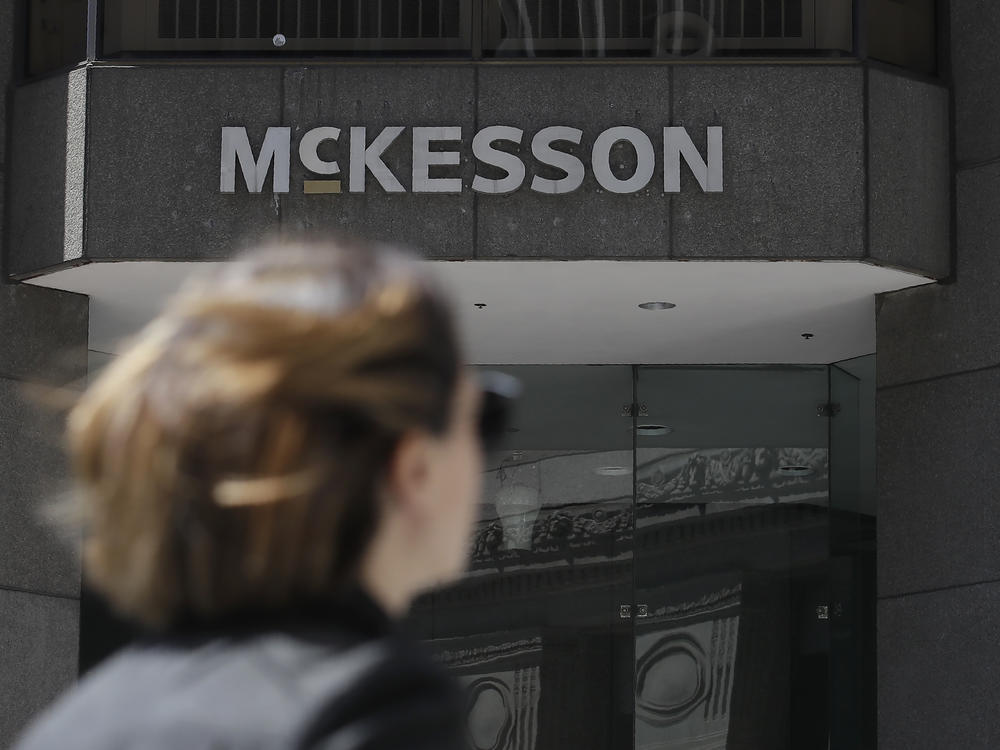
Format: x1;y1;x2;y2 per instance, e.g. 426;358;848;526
220;126;291;193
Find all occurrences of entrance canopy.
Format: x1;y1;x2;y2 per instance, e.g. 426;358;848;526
27;259;930;364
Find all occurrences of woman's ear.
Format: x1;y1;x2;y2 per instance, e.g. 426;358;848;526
383;431;436;520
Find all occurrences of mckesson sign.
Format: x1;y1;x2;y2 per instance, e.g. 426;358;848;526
220;125;723;195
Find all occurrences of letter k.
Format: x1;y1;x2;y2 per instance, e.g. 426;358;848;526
349;126;406;193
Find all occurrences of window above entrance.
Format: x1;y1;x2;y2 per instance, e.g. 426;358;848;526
25;1;937;76
102;0;855;58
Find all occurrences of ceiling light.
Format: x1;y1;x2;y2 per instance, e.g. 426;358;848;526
778;465;814;477
636;424;674;436
638;302;677;310
594;466;632;476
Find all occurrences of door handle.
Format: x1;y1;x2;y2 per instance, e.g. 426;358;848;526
619;604;650;619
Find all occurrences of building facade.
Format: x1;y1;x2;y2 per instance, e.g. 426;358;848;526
0;1;993;748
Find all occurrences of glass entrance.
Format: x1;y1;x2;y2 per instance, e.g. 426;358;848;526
634;366;832;750
408;366;635;750
410;362;875;750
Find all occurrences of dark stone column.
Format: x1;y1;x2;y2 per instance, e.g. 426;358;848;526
0;284;88;745
875;2;1000;747
0;1;90;739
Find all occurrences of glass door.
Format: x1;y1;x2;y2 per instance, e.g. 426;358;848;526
828;356;877;750
412;363;875;750
633;366;832;750
409;365;635;750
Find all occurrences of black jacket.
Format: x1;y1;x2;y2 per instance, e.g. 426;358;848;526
14;590;467;750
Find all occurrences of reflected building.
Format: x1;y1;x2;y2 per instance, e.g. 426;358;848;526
405;365;869;750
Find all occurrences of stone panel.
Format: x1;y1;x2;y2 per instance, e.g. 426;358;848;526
85;66;284;261
0;284;88;385
877;162;1000;388
476;66;671;258
672;65;865;259
878;583;1000;750
0;0;14;159
877;369;1000;598
0;378;80;597
868;69;951;278
282;66;475;258
951;0;1000;164
8;70;87;277
0;589;79;746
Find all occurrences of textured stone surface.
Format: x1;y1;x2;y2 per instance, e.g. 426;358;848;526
0;589;79;746
8;70;87;277
86;67;284;262
476;66;671;258
0;284;88;385
0;0;14;162
0;378;81;597
878;583;1000;750
877;162;1000;388
282;66;475;258
672;65;864;259
868;70;951;278
877;369;1000;597
951;0;1000;164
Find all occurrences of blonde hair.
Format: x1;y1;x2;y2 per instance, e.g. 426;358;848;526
68;239;461;629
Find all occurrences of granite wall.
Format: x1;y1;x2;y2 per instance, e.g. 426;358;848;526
0;3;89;745
875;2;1000;747
7;61;948;278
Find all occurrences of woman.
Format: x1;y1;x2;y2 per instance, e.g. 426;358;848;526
15;237;515;749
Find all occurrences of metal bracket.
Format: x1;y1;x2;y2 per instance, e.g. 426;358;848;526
621;403;649;418
817;403;841;418
620;604;650;619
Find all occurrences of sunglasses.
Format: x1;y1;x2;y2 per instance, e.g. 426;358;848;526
477;370;522;450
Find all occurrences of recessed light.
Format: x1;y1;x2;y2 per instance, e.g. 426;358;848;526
778;465;814;477
594;466;632;476
636;424;674;436
638;302;677;311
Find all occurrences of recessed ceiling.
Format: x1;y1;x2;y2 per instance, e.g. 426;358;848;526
25;259;932;364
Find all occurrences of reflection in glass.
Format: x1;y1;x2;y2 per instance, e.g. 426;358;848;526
101;0;863;59
422;448;636;750
411;365;636;750
103;0;474;57
485;0;854;58
492;458;542;551
410;363;874;749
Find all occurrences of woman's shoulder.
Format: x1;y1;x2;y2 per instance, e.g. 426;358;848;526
15;626;465;750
